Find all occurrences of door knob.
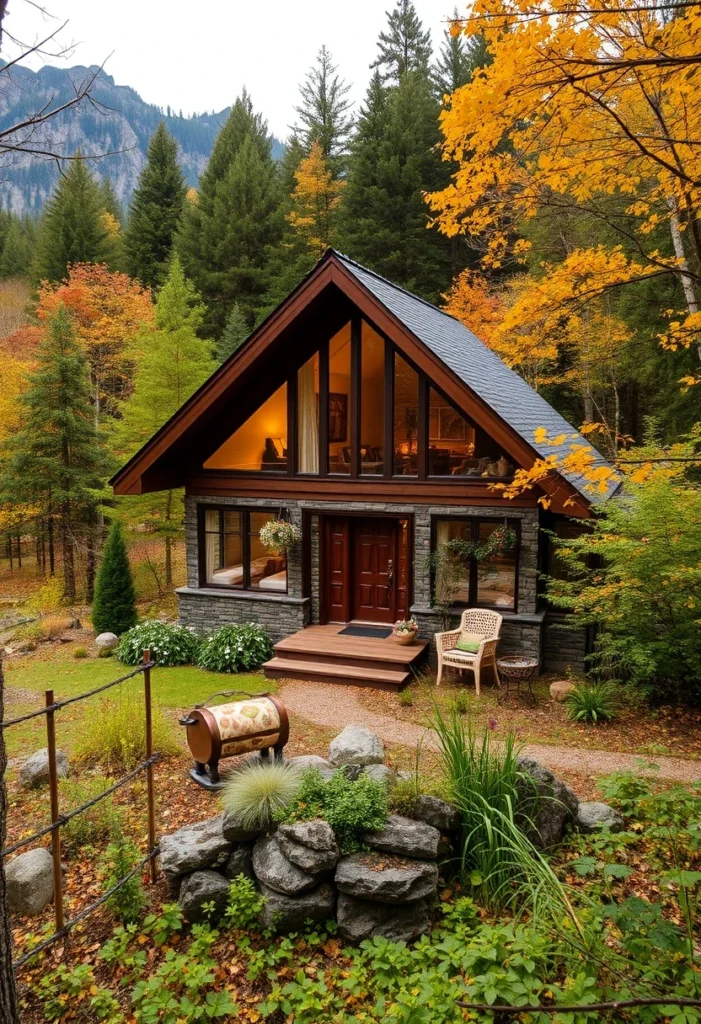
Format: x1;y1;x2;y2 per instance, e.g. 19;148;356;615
387;559;394;583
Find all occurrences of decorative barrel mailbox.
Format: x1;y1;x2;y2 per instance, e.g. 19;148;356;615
180;691;289;790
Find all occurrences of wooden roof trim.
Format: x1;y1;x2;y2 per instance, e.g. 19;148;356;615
111;260;335;493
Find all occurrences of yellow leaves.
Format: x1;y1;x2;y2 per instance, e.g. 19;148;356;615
287;141;345;258
100;211;121;238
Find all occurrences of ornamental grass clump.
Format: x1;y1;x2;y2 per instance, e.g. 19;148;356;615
433;707;575;922
222;760;302;830
75;688;180;771
116;620;201;666
197;623;272;673
565;682;620;724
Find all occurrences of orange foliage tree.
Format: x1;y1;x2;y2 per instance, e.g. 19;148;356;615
35;264;154;426
428;0;701;375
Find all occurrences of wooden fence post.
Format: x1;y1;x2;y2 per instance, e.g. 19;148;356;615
44;690;63;932
142;651;157;883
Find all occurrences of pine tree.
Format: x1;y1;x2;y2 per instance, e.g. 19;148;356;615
292;46;354;167
338;70;452;301
0;216;32;278
435;9;482;95
124;122;186;288
114;257;216;587
2;305;105;601
91;521;137;635
217;302;250;362
99;179;123;224
33;155;110;282
177;92;282;338
372;0;433;83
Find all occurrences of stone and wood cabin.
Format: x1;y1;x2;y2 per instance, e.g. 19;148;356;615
111;250;613;688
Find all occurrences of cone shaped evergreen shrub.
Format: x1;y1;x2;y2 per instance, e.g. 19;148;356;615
92;522;138;636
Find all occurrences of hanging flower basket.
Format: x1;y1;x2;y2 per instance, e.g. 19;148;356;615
259;518;301;554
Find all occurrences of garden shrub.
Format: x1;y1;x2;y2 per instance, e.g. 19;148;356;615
565;681;620;724
74;687;180;770
116;619;200;666
547;474;701;701
222;759;301;829
59;775;123;853
101;834;148;924
278;767;388;853
92;521;138;636
73;645;88;658
197;623;273;673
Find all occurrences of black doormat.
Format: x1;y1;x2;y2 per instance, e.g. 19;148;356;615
338;624;393;639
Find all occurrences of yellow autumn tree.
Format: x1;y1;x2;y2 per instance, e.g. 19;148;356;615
287;141;346;258
428;0;701;371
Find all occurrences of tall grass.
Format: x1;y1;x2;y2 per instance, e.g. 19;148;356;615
432;706;580;926
74;688;181;771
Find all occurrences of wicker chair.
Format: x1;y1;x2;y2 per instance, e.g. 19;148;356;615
435;609;503;695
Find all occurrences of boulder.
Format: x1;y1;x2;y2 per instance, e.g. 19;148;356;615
277;820;339;874
178;870;230;924
252;836;317;896
160;815;230;880
94;632;119;652
337;893;430;943
411;795;461;833
328;725;384;767
19;748;69;790
516;757;579;850
363;764;395;785
577;801;625;834
336;853;438;904
550;680;576;702
224;844;255;881
6;848;54;916
285;754;336;779
364;814;440;860
259;882;336;931
222;809;266;843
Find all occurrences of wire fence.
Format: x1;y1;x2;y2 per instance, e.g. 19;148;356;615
1;650;159;970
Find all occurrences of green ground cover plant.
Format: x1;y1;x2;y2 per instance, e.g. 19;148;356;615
565;681;620;723
277;767;388;853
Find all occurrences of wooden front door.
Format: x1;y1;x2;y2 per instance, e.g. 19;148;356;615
321;515;411;624
351;518;398;623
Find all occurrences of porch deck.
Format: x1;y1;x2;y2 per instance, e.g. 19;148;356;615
263;624;429;691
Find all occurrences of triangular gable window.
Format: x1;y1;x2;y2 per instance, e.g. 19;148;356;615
201;318;515;480
204;383;288;472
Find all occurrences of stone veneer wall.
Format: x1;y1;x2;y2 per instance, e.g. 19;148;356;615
177;495;565;664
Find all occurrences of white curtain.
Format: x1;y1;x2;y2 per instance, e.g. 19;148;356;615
204;510;220;582
297;357;319;474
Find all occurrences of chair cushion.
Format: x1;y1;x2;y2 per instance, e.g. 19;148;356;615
459;630;487;647
455;639;480;653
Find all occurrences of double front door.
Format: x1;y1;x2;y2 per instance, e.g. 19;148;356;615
323;515;410;624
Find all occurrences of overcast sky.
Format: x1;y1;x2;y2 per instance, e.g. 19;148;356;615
8;0;456;139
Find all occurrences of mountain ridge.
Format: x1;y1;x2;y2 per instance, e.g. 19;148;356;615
0;63;284;215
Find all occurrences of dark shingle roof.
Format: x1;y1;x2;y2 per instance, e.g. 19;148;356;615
335;251;616;502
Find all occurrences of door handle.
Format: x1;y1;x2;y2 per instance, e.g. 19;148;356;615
387;559;394;584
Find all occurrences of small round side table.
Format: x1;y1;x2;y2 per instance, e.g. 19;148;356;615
497;656;539;705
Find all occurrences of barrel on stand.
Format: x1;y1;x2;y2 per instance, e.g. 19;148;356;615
180;691;289;790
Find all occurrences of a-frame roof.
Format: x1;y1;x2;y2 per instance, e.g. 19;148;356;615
111;249;616;508
335;252;615;503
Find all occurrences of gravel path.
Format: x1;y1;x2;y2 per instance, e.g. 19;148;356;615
280;679;701;784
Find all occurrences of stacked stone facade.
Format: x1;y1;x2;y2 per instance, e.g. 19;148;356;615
177;494;586;670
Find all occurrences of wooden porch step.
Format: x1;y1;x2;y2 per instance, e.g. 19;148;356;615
262;656;410;692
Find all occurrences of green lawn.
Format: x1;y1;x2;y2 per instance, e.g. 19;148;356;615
3;654;272;763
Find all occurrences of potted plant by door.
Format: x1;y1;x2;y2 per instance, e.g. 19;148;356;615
393;618;419;645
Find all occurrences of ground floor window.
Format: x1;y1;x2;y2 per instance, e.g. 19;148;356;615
201;507;288;592
433;517;518;611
